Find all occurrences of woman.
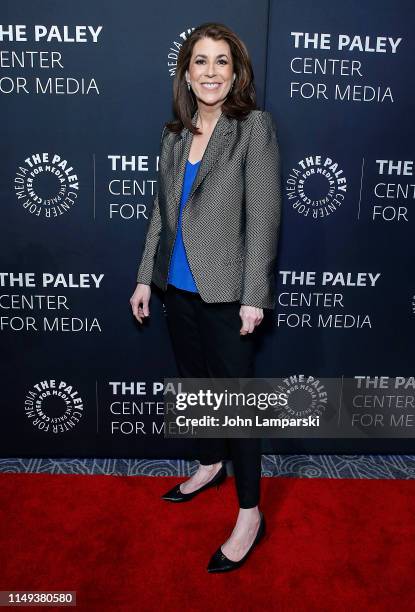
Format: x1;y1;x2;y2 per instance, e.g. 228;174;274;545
130;22;281;573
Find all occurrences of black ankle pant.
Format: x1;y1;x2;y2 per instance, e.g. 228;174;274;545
163;283;262;509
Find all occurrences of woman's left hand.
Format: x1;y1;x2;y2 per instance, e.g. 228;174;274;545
239;305;264;334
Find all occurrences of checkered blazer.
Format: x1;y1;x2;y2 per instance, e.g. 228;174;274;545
136;109;281;309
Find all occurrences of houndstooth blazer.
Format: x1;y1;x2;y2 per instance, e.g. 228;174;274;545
136;108;282;309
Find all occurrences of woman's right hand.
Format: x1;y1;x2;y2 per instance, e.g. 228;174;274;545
130;283;152;324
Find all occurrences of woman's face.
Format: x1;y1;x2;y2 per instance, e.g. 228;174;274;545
186;37;235;110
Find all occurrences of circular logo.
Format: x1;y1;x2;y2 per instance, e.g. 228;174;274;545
14;152;80;218
271;374;327;419
167;27;195;76
286;155;347;218
24;379;84;434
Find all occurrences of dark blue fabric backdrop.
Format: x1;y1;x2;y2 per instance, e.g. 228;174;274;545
1;1;414;457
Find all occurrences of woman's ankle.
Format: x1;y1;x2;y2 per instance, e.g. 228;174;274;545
237;506;261;521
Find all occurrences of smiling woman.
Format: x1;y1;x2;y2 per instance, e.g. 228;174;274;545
182;38;237;163
130;21;281;574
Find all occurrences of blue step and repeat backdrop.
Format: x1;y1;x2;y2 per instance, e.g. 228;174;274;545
1;0;414;458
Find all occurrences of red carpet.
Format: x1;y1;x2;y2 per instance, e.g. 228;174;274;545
0;472;414;611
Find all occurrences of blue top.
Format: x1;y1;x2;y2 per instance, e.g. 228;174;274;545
167;160;201;292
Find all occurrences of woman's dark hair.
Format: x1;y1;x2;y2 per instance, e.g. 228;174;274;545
165;22;258;135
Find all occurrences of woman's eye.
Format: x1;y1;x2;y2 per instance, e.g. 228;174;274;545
194;59;228;65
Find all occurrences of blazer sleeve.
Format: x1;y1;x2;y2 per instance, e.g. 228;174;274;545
136;126;167;284
241;110;282;309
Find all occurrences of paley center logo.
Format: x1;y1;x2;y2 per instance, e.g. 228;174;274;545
271;374;328;420
166;26;195;76
24;379;84;433
286;154;347;219
14;152;80;218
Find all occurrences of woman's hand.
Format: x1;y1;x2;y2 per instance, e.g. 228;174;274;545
130;283;152;324
239;305;264;334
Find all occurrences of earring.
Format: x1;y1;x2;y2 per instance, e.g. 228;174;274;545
187;81;191;91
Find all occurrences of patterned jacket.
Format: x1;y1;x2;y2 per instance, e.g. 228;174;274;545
136;109;282;309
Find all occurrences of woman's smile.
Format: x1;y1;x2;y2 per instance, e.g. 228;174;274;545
200;82;222;89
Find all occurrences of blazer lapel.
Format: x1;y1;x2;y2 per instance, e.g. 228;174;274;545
172;109;235;213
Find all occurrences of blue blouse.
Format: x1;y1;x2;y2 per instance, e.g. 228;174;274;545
167;159;200;292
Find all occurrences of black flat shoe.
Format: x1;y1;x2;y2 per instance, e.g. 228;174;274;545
161;461;227;502
207;511;266;573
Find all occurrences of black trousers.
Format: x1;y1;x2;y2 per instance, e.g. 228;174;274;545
163;283;262;509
